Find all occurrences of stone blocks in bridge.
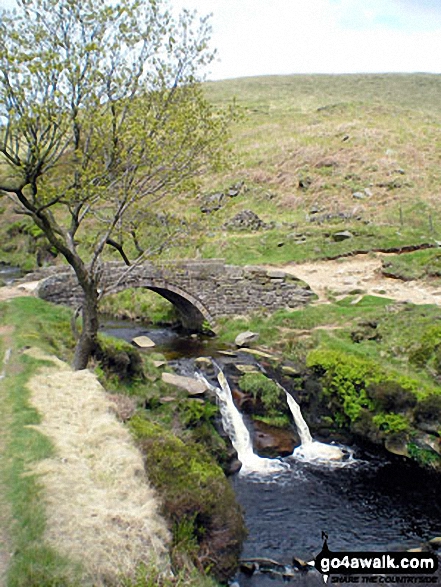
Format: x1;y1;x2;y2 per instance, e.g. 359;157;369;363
36;260;314;330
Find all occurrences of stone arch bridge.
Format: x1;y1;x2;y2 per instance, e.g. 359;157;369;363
37;260;313;330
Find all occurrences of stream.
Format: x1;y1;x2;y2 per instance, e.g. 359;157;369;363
0;264;23;284
101;318;441;586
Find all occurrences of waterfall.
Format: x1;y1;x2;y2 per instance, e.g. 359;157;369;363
279;384;347;464
198;364;351;474
283;389;312;446
198;368;287;475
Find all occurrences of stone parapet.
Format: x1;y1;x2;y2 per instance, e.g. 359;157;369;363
36;260;314;330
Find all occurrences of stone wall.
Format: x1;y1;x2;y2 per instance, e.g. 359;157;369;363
36;260;314;329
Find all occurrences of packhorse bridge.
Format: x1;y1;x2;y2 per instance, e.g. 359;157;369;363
37;259;314;330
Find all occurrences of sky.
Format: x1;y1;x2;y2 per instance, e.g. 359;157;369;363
171;0;441;80
1;0;441;80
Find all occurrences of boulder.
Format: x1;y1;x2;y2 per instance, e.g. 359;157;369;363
253;420;298;458
235;331;259;347
159;396;177;404
385;436;409;457
223;210;268;231
132;335;155;348
194;357;213;373
161;372;207;395
298;176;312;189
217;350;238;357
226;459;242;476
200;192;225;214
332;230;354;242
281;365;300;376
239;348;279;360
227;181;244;197
292;557;315;572
428;537;441;550
153;360;167;368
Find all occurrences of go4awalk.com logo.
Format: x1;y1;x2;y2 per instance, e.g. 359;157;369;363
313;534;439;584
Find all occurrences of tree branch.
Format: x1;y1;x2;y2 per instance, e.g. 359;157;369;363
105;238;131;266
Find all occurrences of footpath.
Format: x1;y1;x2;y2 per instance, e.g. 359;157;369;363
0;300;169;585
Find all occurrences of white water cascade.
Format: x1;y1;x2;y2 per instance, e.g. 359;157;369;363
198;369;287;475
282;387;347;464
198;364;352;475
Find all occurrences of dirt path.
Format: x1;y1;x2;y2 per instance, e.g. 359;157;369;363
275;254;441;306
0;281;39;302
25;348;170;585
0;282;170;585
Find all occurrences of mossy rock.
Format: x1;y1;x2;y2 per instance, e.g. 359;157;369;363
129;416;246;582
96;334;144;381
414;394;441;434
238;372;288;419
367;381;417;413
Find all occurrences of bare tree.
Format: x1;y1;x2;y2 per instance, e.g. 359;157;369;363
0;0;234;369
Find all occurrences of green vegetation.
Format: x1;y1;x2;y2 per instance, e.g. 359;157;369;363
95;334;146;383
238;372;291;427
3;69;441;581
129;416;246;582
381;249;441;282
2;297;75;362
3;73;441;273
0;297;243;584
0;303;82;586
407;443;441;468
0;0;236;370
197;226;436;267
100;289;178;324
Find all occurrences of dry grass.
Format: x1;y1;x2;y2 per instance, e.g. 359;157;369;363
24;348;170;586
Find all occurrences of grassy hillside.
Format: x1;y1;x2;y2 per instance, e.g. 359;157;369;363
1;73;441;269
189;73;441;264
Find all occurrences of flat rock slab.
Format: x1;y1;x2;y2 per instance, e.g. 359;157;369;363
161;372;207;395
239;348;279;360
235;364;260;374
132;336;156;348
332;230;354;242
235;331;259;347
153;360;167;368
217;350;238;357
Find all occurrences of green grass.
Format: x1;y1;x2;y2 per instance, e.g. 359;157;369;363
218;295;441;397
381;249;441;281
100;288;178;323
217;292;441;467
0;297;228;585
2;297;75;362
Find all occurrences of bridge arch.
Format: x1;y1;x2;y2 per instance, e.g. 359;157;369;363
108;280;215;332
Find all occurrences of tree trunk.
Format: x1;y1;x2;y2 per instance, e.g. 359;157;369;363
73;281;100;371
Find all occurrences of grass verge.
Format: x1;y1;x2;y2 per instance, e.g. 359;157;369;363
0;297;236;586
0;311;82;586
